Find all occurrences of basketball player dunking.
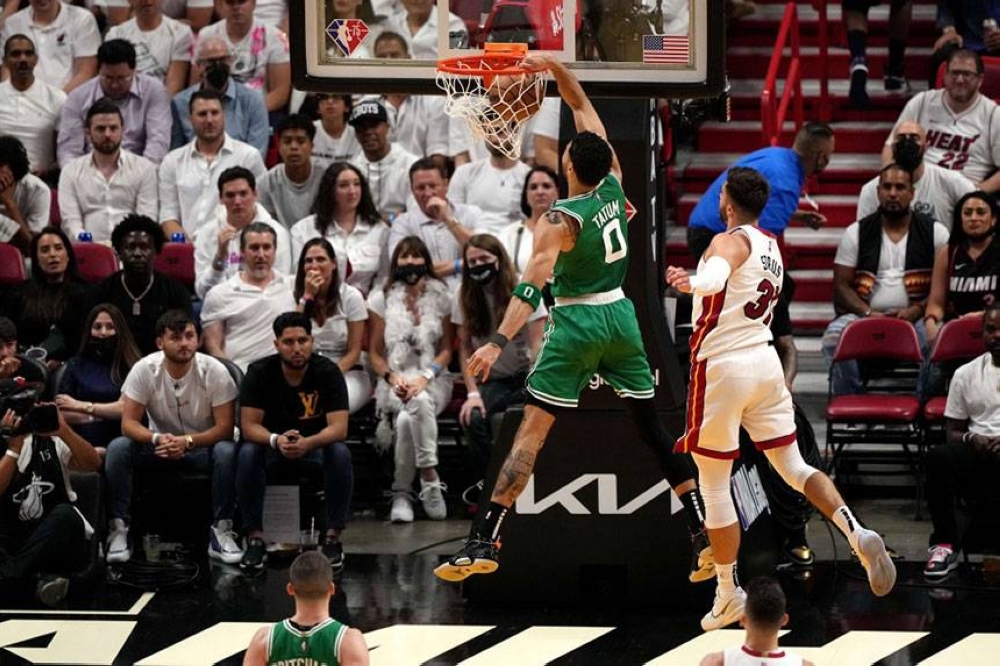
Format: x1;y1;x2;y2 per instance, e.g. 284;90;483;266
666;166;896;632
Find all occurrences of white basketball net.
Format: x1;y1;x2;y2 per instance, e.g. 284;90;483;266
436;63;546;160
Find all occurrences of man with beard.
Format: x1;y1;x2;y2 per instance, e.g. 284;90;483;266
257;115;325;230
922;303;1000;579
860;121;974;230
348;100;418;219
87;214;192;355
105;309;242;565
57;39;172;167
170;37;269;155
58;100;159;244
822;164;949;395
882;49;1000;193
201;222;296;371
236;312;351;573
0;0;99;93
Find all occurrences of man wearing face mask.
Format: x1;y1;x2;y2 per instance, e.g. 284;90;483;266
170;36;269;155
859;121;975;230
823;164;950;395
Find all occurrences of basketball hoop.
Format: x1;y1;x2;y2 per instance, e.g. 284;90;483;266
436;43;547;160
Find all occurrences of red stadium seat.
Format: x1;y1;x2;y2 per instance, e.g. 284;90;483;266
154;242;195;289
72;242;119;284
0;243;27;285
921;314;985;442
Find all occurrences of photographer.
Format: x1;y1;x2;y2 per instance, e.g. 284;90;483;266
0;403;101;607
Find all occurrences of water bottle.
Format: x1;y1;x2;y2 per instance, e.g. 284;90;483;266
77;231;93;242
985;18;997;33
170;232;186;243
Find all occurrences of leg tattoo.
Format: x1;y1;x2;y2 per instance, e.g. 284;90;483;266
493;446;539;503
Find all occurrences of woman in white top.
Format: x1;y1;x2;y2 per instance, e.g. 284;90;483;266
497;165;562;274
294;238;371;414
291;162;389;297
367;236;452;524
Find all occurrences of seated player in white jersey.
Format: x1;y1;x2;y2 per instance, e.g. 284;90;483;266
700;577;813;666
666;166;896;632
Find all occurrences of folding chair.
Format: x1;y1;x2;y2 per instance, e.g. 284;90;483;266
153;242;195;290
825;317;924;513
72;242;119;284
922;315;985;444
0;243;26;285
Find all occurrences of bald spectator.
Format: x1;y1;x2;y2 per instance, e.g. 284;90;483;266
106;0;194;95
58;40;173;168
382;0;468;59
348;100;418;219
194;0;291;112
171;36;270;155
104;0;214;32
0;0;99;92
58;100;159;244
312;93;359;167
883;49;1000;192
0;135;48;252
0;34;65;178
258;114;325;229
861;121;975;230
159;89;267;242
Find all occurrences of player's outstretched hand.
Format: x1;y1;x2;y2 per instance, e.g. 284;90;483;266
666;265;693;294
520;53;553;72
468;342;502;382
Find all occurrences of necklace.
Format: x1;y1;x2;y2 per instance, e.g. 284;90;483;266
121;273;155;315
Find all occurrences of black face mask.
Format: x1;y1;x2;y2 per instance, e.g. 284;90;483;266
892;137;923;172
468;261;499;284
394;264;427;285
88;335;117;359
204;61;230;89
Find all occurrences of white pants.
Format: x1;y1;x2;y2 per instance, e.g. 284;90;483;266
386;378;452;491
344;368;374;415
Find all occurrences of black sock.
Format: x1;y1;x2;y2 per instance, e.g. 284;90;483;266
887;38;906;77
678;489;706;535
477;502;510;542
846;29;867;61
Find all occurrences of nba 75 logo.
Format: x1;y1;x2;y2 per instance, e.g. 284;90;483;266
326;19;370;57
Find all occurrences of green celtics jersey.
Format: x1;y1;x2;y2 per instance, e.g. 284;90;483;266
548;172;629;298
268;618;347;666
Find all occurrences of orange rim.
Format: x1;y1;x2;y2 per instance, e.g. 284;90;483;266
436;43;536;77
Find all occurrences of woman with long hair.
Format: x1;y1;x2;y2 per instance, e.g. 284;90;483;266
924;190;1000;345
497;166;562;274
291;162;388;297
55;303;142;449
455;234;545;485
367;236;453;523
294;238;372;414
1;226;88;369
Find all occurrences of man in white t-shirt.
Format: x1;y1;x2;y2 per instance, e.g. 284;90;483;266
860;120;975;230
0;34;66;177
258;114;325;229
104;309;243;565
382;0;468;59
923;304;1000;580
348;100;418;219
882;49;1000;192
0;0;99;92
448;144;531;236
104;0;214;33
105;0;194;95
201;222;297;370
823;165;949;395
312;93;359;167
0;135;49;251
195;166;291;298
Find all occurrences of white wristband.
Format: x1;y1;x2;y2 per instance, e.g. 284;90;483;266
269;433;279;449
687;256;732;295
467;391;481;399
151;433;161;446
4;449;20;461
421;368;435;381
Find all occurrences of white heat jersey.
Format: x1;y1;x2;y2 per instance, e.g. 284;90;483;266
723;645;804;666
889;89;1000;182
690;225;783;362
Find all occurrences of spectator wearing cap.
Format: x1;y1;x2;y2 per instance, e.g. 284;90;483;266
0;135;50;252
57;39;173;167
0;34;66;178
311;93;359;168
0;0;100;92
257;114;325;229
348;99;418;220
171;36;270;156
106;0;194;95
58;100;159;245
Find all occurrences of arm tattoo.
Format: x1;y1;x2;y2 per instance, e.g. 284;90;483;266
494;446;539;501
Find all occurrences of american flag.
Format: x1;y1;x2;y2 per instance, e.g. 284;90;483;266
642;35;690;64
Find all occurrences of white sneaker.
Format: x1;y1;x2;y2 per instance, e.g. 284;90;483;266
390;492;414;523
209;519;244;565
856;528;896;597
701;586;746;632
106;519;131;564
419;479;448;520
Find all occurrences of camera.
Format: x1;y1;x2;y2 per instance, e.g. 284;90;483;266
0;379;59;435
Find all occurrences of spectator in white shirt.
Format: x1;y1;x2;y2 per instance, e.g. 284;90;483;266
348;100;418;219
254;0;287;29
497;165;561;274
194;0;291;112
106;0;194;95
448;143;531;236
58;100;159;244
201;222;297;370
389;157;483;290
194;166;292;299
312;93;359;168
0;135;49;252
159;89;267;242
0;0;99;92
0;34;65;178
258;114;325;229
104;0;214;32
383;0;468;59
290;162;389;297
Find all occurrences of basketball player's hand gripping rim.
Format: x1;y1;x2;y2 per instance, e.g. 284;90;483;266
665;265;693;294
468;342;502;382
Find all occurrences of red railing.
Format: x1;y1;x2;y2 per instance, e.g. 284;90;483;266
761;2;805;146
815;0;832;122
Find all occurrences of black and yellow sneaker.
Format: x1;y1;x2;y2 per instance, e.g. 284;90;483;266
690;530;716;583
434;538;500;582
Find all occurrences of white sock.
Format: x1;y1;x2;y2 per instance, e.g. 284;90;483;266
832;505;863;550
716;561;737;597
